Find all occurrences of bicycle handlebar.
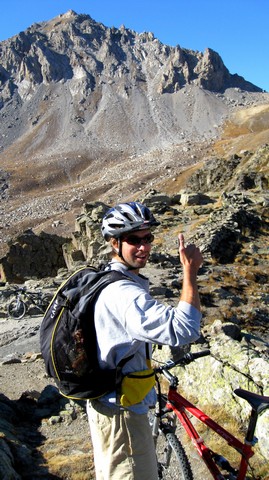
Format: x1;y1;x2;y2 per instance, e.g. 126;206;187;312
11;287;42;295
11;286;26;293
154;349;211;374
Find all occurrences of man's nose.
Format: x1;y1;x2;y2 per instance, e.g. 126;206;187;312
137;241;151;249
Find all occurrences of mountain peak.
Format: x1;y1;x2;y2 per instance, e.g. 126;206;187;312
0;10;267;251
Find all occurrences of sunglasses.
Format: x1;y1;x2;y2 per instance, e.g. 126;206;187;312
123;233;155;246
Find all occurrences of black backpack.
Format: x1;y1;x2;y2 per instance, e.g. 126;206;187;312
40;266;130;400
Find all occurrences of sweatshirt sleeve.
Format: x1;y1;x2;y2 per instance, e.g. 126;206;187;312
123;291;201;346
97;280;201;348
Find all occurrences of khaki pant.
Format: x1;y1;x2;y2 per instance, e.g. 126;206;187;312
87;401;158;480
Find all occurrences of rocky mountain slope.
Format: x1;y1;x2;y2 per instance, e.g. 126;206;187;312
0;9;268;259
0;10;268;479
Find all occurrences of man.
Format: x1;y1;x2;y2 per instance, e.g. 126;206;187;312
87;201;203;480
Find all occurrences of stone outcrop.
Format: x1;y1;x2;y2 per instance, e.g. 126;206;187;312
62;202;109;270
0;230;68;283
0;384;91;479
190;194;265;263
185;145;269;193
59;148;269;272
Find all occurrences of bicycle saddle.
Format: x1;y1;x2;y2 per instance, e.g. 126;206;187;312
234;388;269;414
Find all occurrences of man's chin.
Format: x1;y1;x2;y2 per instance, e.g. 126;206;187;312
135;258;148;268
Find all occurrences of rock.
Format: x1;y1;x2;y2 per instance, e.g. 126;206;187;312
209;319;242;339
0;230;68;283
180;192;214;206
0;379;91;479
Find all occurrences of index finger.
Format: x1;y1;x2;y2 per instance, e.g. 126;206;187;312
178;233;185;250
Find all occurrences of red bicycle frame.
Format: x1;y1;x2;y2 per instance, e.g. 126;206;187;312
167;388;254;480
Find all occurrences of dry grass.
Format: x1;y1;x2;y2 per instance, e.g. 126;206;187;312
40;437;95;479
159;162;204;195
214;104;269;158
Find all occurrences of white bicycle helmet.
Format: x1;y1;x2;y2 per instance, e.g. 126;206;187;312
101;202;159;240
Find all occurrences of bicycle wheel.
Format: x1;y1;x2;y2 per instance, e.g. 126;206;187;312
157;432;193;480
149;411;193;480
33;294;51;314
41;294;52;311
8;300;27;319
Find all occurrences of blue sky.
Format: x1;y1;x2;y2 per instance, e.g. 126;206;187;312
1;0;268;92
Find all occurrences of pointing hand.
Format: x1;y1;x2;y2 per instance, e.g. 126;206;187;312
178;233;203;273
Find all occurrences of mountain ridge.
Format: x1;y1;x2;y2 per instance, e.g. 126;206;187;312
0;9;268;256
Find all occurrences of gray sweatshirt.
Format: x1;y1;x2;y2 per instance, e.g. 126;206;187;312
92;260;202;413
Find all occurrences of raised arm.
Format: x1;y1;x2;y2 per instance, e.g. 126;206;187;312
178;233;203;311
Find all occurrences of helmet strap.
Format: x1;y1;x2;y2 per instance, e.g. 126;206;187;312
117;238;139;271
118;238;123;258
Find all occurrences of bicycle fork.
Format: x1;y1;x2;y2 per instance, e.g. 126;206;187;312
151;409;178;479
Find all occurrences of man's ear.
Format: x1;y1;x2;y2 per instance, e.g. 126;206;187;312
111;237;119;253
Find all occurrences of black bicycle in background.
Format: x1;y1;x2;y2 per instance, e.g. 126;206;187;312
7;286;52;319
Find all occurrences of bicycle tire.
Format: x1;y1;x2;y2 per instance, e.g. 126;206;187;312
31;294;51;314
157;432;194;480
41;294;52;311
149;407;193;480
7;300;27;319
